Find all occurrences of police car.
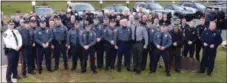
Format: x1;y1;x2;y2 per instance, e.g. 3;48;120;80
67;2;98;16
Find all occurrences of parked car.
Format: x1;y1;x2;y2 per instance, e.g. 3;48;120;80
35;6;55;18
103;4;130;13
133;2;174;16
206;3;227;16
67;2;97;15
179;1;206;18
164;4;196;21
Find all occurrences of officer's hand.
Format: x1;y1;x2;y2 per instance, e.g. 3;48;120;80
97;38;101;42
42;44;46;48
45;43;49;47
32;43;36;47
115;46;118;49
143;46;147;49
160;46;165;50
156;45;161;49
111;41;114;45
210;44;215;48
84;45;89;50
203;43;208;47
188;41;192;45
173;42;177;46
67;46;71;49
51;45;54;49
15;46;20;51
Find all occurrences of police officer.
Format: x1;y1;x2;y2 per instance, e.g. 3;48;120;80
35;18;53;74
67;21;83;72
103;19;118;71
183;20;197;58
52;17;68;70
169;21;184;73
131;16;148;74
199;22;222;76
115;19;131;72
195;17;206;61
80;22;97;74
180;17;190;33
152;22;172;76
17;20;34;77
92;17;105;69
141;19;157;72
3;20;22;83
29;20;38;71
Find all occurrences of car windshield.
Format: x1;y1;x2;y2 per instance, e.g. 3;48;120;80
74;4;95;11
173;5;184;10
35;8;54;16
148;3;164;10
115;5;130;12
195;3;206;9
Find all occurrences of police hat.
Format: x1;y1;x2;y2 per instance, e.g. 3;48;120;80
134;15;140;20
110;19;116;23
7;20;14;24
40;17;46;23
159;21;168;26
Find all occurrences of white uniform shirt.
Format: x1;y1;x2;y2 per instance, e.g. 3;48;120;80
3;29;22;50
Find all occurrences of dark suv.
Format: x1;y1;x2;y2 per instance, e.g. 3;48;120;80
179;1;206;18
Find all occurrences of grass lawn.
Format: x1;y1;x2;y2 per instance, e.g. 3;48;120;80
17;47;226;82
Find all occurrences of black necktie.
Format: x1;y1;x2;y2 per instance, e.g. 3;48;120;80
76;29;79;43
160;33;164;46
134;25;137;41
86;32;89;45
12;30;19;45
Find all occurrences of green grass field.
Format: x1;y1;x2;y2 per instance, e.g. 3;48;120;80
17;48;226;82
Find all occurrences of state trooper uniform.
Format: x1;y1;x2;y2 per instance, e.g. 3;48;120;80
115;23;131;72
80;23;97;73
17;20;34;76
199;28;222;76
103;19;118;70
29;20;38;71
35;19;53;73
52;17;68;70
141;19;157;72
152;22;172;76
195;22;207;61
131;16;148;74
67;21;83;71
3;20;22;82
183;25;197;58
91;17;106;68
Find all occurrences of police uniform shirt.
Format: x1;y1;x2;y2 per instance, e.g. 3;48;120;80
3;29;22;50
35;27;53;46
103;26;118;44
67;28;83;46
201;29;222;48
153;31;172;49
116;26;131;42
146;26;157;44
52;25;68;41
79;30;97;47
131;24;148;47
91;24;104;38
17;27;32;46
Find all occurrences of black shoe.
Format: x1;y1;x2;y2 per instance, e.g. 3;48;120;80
166;72;171;76
197;70;205;73
126;68;131;72
65;66;69;70
71;68;75;71
207;73;212;76
38;71;42;74
7;80;12;83
47;69;53;72
93;70;98;74
22;75;27;78
149;71;153;74
105;68;109;71
54;67;59;71
81;69;87;73
175;69;180;73
13;76;21;80
133;69;136;72
117;69;121;72
28;71;36;75
136;71;141;74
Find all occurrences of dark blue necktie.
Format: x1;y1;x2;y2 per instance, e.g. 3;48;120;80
86;32;89;45
76;29;79;44
160;33;164;46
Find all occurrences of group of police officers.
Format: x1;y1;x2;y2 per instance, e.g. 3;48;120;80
3;9;223;83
